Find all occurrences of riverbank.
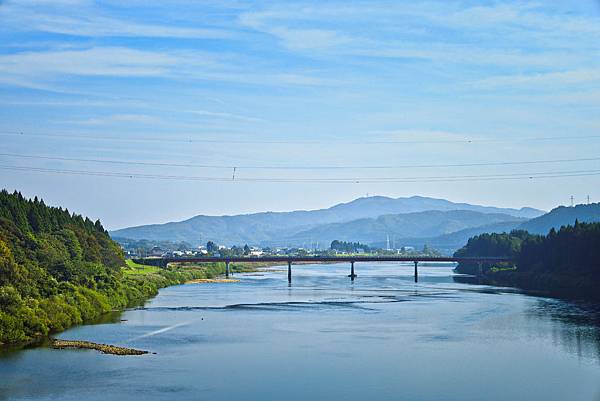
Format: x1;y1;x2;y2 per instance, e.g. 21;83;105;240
479;270;600;301
0;260;229;347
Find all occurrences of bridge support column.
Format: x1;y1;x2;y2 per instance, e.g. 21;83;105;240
414;261;418;283
288;261;292;284
225;261;230;278
348;261;357;280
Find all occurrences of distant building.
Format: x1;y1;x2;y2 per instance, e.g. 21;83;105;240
150;246;164;257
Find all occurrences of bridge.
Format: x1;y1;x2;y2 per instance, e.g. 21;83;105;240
141;256;511;283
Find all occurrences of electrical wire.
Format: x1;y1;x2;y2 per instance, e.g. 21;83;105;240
1;152;599;170
2;164;600;183
2;130;600;145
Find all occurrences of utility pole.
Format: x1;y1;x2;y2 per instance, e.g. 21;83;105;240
571;196;574;207
588;195;590;205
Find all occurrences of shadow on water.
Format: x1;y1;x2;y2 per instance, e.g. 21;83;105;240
527;298;600;363
453;273;600;363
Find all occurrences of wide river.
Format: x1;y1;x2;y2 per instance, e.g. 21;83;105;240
1;263;600;401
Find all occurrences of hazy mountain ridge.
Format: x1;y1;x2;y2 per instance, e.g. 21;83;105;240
272;211;526;248
395;221;525;255
518;203;600;235
111;196;543;247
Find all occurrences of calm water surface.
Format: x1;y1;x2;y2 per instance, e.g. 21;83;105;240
1;263;600;401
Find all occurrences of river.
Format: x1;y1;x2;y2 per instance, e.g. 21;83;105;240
1;263;600;401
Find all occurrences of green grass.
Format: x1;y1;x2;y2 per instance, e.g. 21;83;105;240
489;265;517;273
124;259;160;275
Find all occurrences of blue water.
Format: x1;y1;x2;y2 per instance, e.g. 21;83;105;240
1;263;600;401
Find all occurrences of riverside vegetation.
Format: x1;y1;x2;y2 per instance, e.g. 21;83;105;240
0;190;230;345
454;221;600;300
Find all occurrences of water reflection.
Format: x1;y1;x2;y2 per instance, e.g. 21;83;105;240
453;274;600;364
528;299;600;363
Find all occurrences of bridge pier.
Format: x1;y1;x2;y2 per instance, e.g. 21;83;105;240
288;261;292;284
348;261;357;280
225;261;230;278
414;261;418;283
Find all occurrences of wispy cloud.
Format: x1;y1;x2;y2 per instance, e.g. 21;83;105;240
187;109;266;123
0;45;339;93
472;69;600;89
0;47;177;78
238;2;600;69
0;0;235;39
60;114;161;125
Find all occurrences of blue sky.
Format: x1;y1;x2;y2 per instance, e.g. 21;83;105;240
1;0;600;229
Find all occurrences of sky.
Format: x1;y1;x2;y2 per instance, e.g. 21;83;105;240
1;0;600;230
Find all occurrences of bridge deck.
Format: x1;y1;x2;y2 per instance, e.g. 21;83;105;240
139;256;510;283
159;256;510;264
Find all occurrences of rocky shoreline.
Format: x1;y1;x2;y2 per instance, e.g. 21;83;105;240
51;339;149;355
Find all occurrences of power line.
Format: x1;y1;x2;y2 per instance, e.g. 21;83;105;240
1;152;599;171
2;164;600;183
2;130;600;145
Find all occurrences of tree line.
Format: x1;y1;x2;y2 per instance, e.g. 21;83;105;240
330;240;371;253
453;221;600;299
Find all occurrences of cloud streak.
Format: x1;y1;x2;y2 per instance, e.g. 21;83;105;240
0;0;236;39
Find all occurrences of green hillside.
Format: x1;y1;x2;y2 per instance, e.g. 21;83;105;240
0;190;216;345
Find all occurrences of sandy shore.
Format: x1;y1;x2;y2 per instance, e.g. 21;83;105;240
51;339;149;355
186;278;240;284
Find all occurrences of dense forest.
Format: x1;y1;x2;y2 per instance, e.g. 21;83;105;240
454;222;600;299
0;190;213;345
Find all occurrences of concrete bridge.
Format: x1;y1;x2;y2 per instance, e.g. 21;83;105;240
140;256;510;283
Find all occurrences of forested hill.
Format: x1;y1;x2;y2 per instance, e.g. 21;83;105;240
0;190;125;270
0;190;125;343
0;190;209;345
454;222;600;300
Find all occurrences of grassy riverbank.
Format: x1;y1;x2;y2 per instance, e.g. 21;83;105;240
0;257;228;345
0;190;239;346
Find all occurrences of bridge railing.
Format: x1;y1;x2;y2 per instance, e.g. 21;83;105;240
134;255;511;283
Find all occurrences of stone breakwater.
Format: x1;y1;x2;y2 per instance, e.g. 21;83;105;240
51;339;149;355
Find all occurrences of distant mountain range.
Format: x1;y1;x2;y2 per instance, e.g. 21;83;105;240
111;196;543;250
519;203;600;234
274;210;527;248
380;220;526;255
400;203;600;253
